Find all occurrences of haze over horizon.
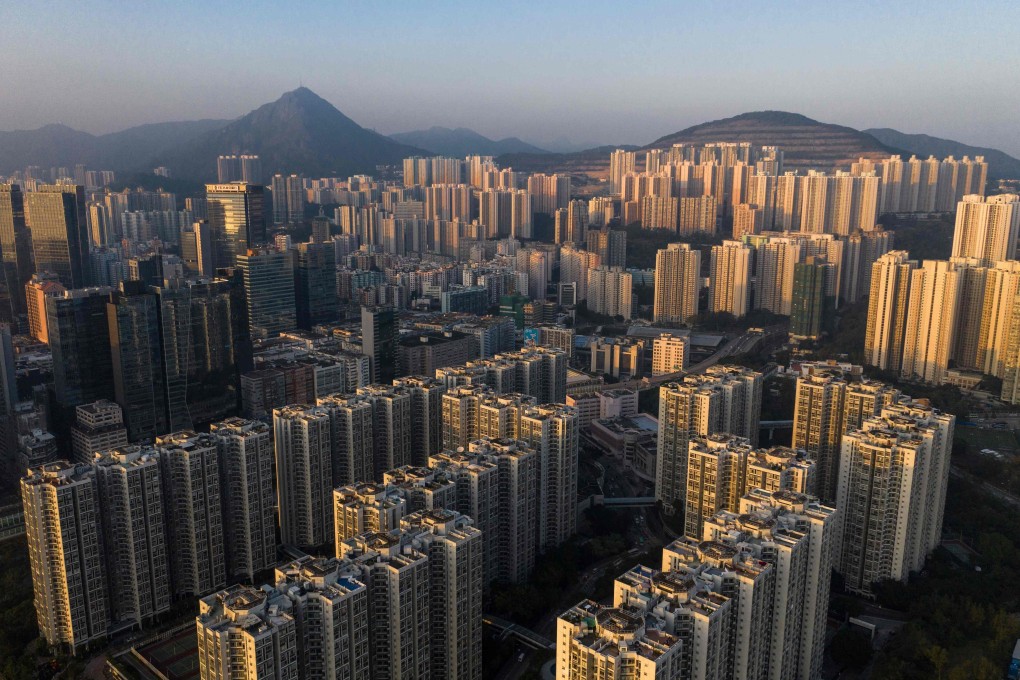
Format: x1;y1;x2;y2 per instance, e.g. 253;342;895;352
2;0;1019;155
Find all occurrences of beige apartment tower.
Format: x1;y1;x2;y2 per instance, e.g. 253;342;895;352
653;243;701;324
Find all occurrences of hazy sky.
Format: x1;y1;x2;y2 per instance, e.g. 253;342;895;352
2;0;1019;154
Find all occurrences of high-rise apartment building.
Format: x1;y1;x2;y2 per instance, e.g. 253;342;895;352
70;400;128;463
684;434;815;538
655;366;762;510
528;173;571;215
586;227;626;267
333;482;408;543
586;265;633;319
273;405;334;549
518;404;579;551
216;154;261;184
25;184;90;289
210;417;277;582
900;260;962;383
316;393;375;487
837;399;954;595
93;447;171;628
356;384;414;478
792;367;899;502
708;240;752;318
155;431;225;598
651;333;689;375
951;193;1020;265
864;250;917;373
197;585;299;679
272;557;371;680
22;462;109;653
653;243;701;324
609;150;637;195
206;182;266;268
393;375;446;462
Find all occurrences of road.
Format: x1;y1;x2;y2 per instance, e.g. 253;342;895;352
949;465;1020;509
613;331;754;393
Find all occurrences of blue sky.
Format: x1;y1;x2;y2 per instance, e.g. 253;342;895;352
2;0;1018;154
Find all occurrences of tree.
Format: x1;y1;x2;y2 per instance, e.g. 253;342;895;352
829;628;873;670
924;645;948;680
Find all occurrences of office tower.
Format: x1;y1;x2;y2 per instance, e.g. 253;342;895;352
273;557;370;680
361;305;397;384
316;393;375;487
107;282;167;441
26;272;65;343
179;221;214;277
274;405;333;549
206;182;266;268
338;531;431;680
517;404;579;551
951;193;1020;265
393;376;446;462
586;227;626;267
93;447;171;627
25;184;90;288
789;257;835;341
357;384;413;478
528;173;571;215
71;401;128;463
837;399;954;595
586;265;633;319
653;243;701;324
900;260;962;383
651;333;689;375
655;367;763;510
197;585;299;679
21;462;108;653
401;509;484;680
237;247;296;339
864;251;916;372
334;482;407;544
155;431;225;598
216;154;262;184
46;287;116;409
210;418;276;581
18;429;57;471
152;277;240;430
294;240;337;329
0;323;15;420
708;240;752;318
609;149;637;195
0;184;33;327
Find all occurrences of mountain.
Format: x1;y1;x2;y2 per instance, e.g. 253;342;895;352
389;126;548;157
0;120;231;174
158;88;425;181
496;145;640;175
865;128;1020;180
647;111;903;170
